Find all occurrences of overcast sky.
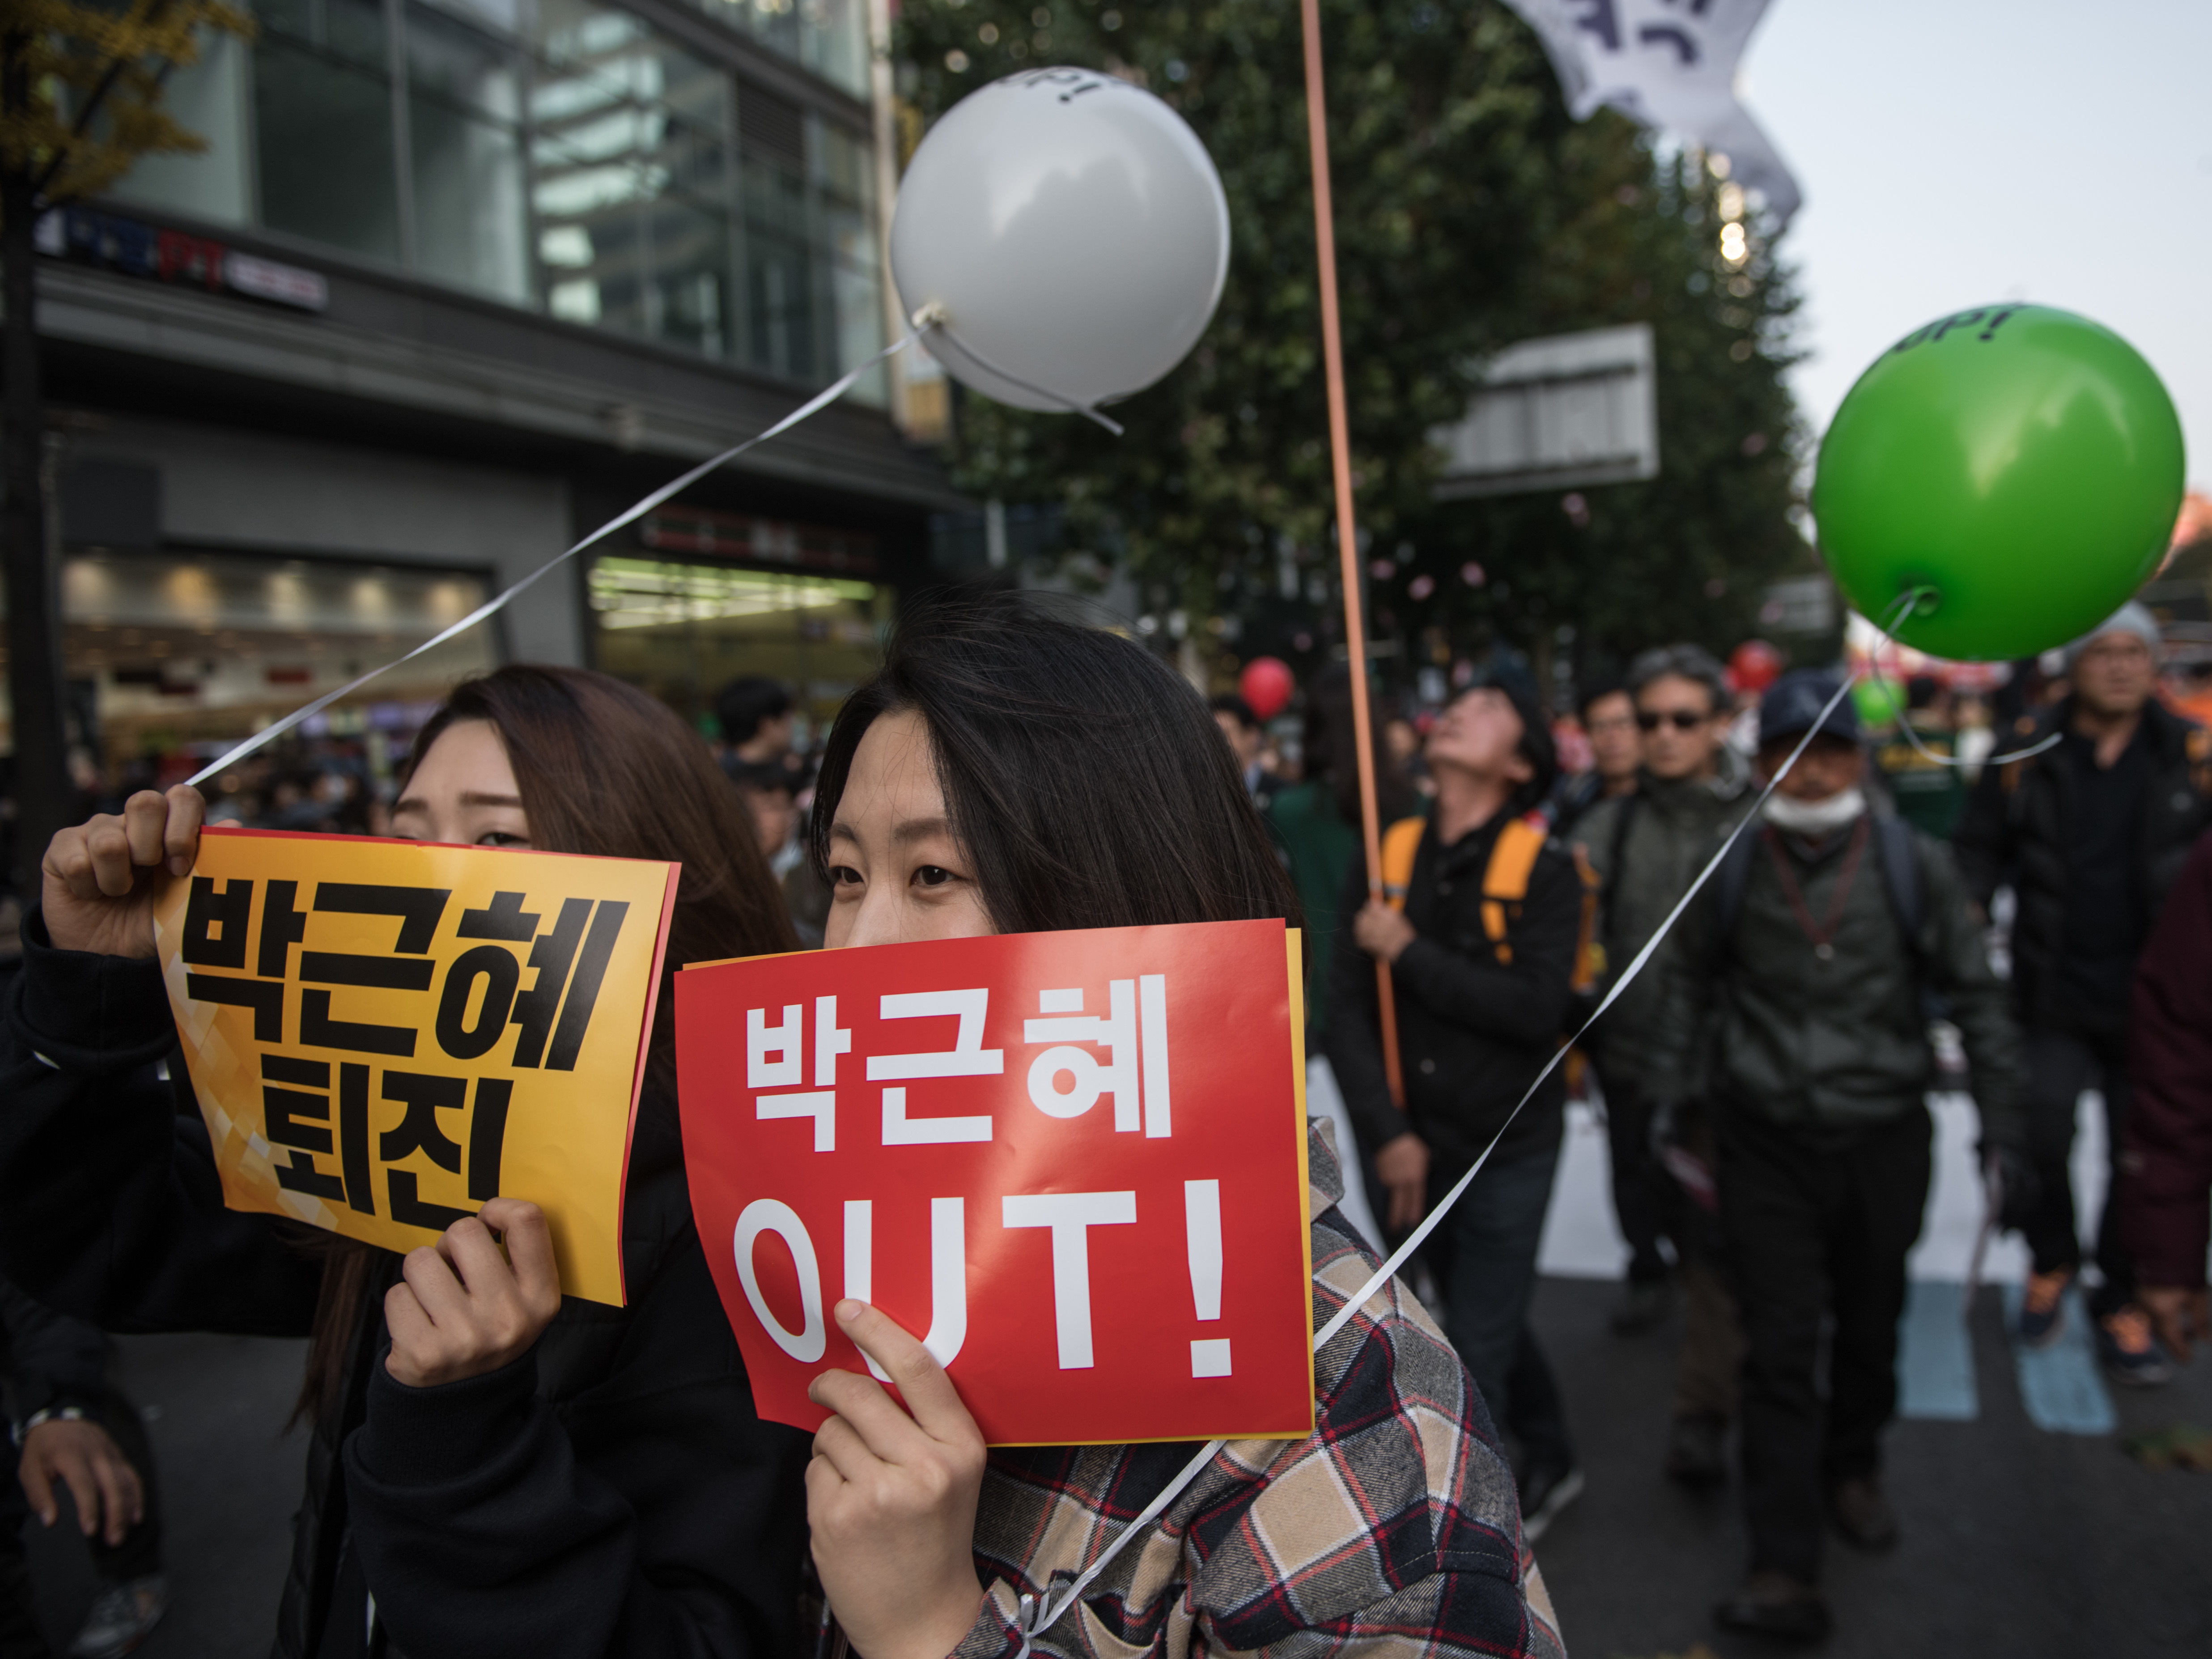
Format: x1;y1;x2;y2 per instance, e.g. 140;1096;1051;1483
1739;0;2210;491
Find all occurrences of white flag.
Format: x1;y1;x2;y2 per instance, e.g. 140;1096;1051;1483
1501;0;1801;226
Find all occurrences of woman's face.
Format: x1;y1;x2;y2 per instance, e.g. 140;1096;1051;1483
390;719;532;848
824;709;995;948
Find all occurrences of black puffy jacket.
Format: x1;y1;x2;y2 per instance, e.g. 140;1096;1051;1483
1325;809;1584;1174
1953;697;2212;1029
0;910;810;1659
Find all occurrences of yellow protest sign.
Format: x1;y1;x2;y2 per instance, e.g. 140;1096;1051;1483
154;828;679;1306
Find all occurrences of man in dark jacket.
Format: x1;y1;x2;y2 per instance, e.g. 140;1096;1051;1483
1656;671;2025;1641
1329;676;1587;1541
2119;828;2212;1363
1954;601;2212;1382
1572;644;1751;1458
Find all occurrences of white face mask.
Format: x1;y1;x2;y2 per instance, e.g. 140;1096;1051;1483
1762;786;1868;837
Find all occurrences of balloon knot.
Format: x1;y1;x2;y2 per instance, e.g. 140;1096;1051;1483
911;301;949;331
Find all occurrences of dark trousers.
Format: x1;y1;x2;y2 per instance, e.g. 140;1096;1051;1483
0;1386;164;1659
1424;1136;1573;1472
0;1467;47;1659
1604;1068;1744;1420
2019;1023;2135;1317
1720;1105;1931;1582
1595;1062;1671;1285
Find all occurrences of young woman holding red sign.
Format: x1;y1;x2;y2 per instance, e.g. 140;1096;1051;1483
0;667;811;1659
799;599;1566;1659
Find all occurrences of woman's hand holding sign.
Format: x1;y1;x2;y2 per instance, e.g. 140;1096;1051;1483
807;1299;988;1659
42;786;204;958
384;1199;564;1387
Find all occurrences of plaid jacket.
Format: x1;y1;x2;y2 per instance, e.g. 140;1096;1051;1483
947;1119;1567;1659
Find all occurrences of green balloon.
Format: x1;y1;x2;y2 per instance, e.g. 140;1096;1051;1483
1812;305;2184;661
1851;676;1904;730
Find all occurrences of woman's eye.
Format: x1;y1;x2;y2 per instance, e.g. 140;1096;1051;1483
913;864;955;889
828;864;864;888
477;831;528;847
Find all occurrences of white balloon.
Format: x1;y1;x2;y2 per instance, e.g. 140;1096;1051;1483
890;67;1231;415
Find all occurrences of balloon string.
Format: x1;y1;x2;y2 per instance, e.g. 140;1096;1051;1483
911;305;1127;436
1861;587;2063;771
1019;652;1884;1651
184;331;923;788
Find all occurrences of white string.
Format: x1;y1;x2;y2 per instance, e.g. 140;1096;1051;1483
1015;1437;1224;1654
1017;607;1907;1654
913;305;1127;437
185;331;925;788
1860;587;2062;771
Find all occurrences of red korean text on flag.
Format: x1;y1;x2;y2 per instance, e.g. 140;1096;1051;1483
675;920;1314;1446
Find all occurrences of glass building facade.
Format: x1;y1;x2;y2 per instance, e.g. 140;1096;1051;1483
113;0;884;393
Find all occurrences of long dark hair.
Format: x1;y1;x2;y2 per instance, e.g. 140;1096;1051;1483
408;665;797;1086
811;596;1303;934
297;665;794;1422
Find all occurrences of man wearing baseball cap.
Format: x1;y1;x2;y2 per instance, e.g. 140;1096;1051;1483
1956;601;2212;1383
1652;669;2024;1640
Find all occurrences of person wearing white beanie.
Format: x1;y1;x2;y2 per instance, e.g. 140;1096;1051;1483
2063;600;2163;671
1958;593;2212;1387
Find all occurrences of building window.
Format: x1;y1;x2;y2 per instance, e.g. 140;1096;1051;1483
587;551;884;737
36;549;496;792
103;0;882;394
678;0;868;101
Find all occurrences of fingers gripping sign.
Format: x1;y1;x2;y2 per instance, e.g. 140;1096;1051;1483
806;1300;989;1659
42;786;204;959
384;1197;565;1387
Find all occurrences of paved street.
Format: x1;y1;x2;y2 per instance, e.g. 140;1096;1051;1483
1529;1275;2212;1659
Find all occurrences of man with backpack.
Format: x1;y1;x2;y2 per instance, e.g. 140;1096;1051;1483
1329;675;1594;1543
1654;670;2024;1641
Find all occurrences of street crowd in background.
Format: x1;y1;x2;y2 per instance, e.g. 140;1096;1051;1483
1227;604;2212;1639
3;599;2212;1655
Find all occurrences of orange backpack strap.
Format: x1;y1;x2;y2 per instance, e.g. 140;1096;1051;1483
1569;842;1604;993
1479;816;1549;962
1381;817;1427;911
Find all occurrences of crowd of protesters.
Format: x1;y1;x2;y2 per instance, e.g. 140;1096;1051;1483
1263;605;2212;1642
3;592;2211;1655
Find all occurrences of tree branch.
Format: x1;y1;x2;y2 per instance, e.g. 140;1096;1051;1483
32;0;180;201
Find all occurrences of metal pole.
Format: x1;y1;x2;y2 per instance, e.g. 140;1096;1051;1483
1298;0;1401;1107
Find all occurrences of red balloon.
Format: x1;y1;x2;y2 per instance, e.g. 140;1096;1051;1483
1239;656;1295;720
1728;639;1784;694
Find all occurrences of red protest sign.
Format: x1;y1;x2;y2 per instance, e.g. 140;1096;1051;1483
675;919;1314;1446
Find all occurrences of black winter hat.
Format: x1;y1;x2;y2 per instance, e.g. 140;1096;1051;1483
1757;668;1860;746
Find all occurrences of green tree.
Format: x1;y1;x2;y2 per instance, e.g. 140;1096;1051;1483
895;0;1806;685
2;0;251;889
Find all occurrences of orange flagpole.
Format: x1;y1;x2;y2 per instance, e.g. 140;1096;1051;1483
1298;0;1402;1109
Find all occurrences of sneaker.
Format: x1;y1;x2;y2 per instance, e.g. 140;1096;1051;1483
1827;1475;1899;1552
1609;1278;1672;1336
2097;1307;2174;1388
69;1576;168;1659
1518;1461;1584;1544
1664;1412;1728;1489
2017;1269;2071;1346
1714;1571;1832;1641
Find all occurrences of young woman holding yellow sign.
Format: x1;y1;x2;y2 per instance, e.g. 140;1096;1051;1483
0;666;810;1659
798;599;1565;1659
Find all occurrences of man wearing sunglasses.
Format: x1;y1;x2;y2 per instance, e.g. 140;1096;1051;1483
1572;644;1750;1486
